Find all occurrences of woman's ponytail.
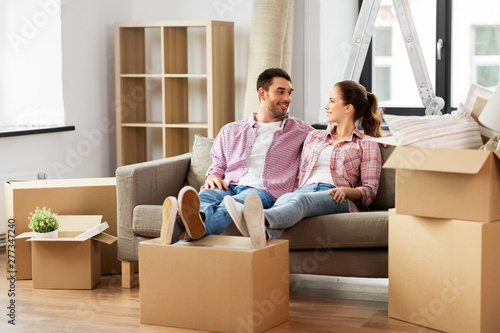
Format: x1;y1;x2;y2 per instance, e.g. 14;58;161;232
361;92;383;138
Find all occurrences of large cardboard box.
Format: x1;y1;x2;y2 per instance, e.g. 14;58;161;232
388;209;500;332
17;215;117;289
384;146;500;222
4;177;118;279
139;236;289;333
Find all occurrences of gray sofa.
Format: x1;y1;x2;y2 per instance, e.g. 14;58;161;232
116;135;395;288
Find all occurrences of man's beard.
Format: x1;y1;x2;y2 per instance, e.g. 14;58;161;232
268;103;289;120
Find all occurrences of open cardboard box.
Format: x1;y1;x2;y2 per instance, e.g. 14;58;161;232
384;146;500;222
388;209;500;332
139;235;289;333
16;215;116;289
377;88;500;222
4;177;118;280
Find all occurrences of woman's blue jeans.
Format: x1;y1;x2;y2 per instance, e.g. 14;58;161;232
265;183;349;239
199;184;276;235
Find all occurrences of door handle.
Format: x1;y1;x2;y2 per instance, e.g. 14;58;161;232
437;38;444;60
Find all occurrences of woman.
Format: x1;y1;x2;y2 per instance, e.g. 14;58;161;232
226;80;383;244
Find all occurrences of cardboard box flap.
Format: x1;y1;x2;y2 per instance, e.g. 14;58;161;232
383;146;490;174
73;221;109;240
15;232;34;240
6;177;115;189
16;231;88;240
92;232;116;245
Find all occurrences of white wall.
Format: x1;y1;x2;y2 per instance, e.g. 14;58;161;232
59;0;133;178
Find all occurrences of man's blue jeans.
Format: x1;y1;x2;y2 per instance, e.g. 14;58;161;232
264;183;349;239
199;184;276;235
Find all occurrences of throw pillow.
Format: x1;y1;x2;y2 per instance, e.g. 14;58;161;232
186;134;215;190
383;111;483;149
369;144;395;210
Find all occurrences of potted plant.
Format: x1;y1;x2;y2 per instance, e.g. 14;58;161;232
28;207;61;238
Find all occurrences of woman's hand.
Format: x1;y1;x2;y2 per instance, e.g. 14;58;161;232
202;175;228;190
327;187;347;204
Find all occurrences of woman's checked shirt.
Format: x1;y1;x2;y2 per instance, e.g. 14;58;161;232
297;127;382;212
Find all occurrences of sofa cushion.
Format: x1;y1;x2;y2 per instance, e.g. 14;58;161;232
186;134;215;190
278;211;388;249
224;211;388;249
133;205;162;237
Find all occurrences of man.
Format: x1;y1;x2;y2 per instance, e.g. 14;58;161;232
161;68;313;247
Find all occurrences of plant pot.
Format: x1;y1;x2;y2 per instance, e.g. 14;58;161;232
33;229;59;239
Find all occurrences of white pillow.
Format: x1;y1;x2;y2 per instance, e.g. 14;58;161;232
383;111;483;149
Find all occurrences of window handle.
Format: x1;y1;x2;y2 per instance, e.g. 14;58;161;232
437;38;444;60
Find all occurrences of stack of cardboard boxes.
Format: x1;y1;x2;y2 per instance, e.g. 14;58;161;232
5;178;119;289
385;146;500;332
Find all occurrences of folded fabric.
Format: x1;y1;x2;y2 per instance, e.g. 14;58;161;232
383;111;483;149
480;134;500;151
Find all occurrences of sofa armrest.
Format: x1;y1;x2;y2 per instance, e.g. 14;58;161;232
116;153;191;261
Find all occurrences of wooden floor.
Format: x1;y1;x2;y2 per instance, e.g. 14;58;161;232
0;248;437;332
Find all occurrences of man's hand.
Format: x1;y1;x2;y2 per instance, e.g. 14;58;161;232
202;175;228;190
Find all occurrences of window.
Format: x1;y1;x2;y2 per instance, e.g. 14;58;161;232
472;25;500;89
360;0;500;116
0;0;65;128
452;1;500;107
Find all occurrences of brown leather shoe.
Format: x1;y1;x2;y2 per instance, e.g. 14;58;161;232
178;186;206;239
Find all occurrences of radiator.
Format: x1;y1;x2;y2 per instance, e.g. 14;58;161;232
0;171;47;247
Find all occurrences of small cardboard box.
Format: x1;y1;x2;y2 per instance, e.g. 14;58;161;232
139;236;289;333
17;215;116;290
4;177;118;279
384;146;500;222
388;209;500;332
